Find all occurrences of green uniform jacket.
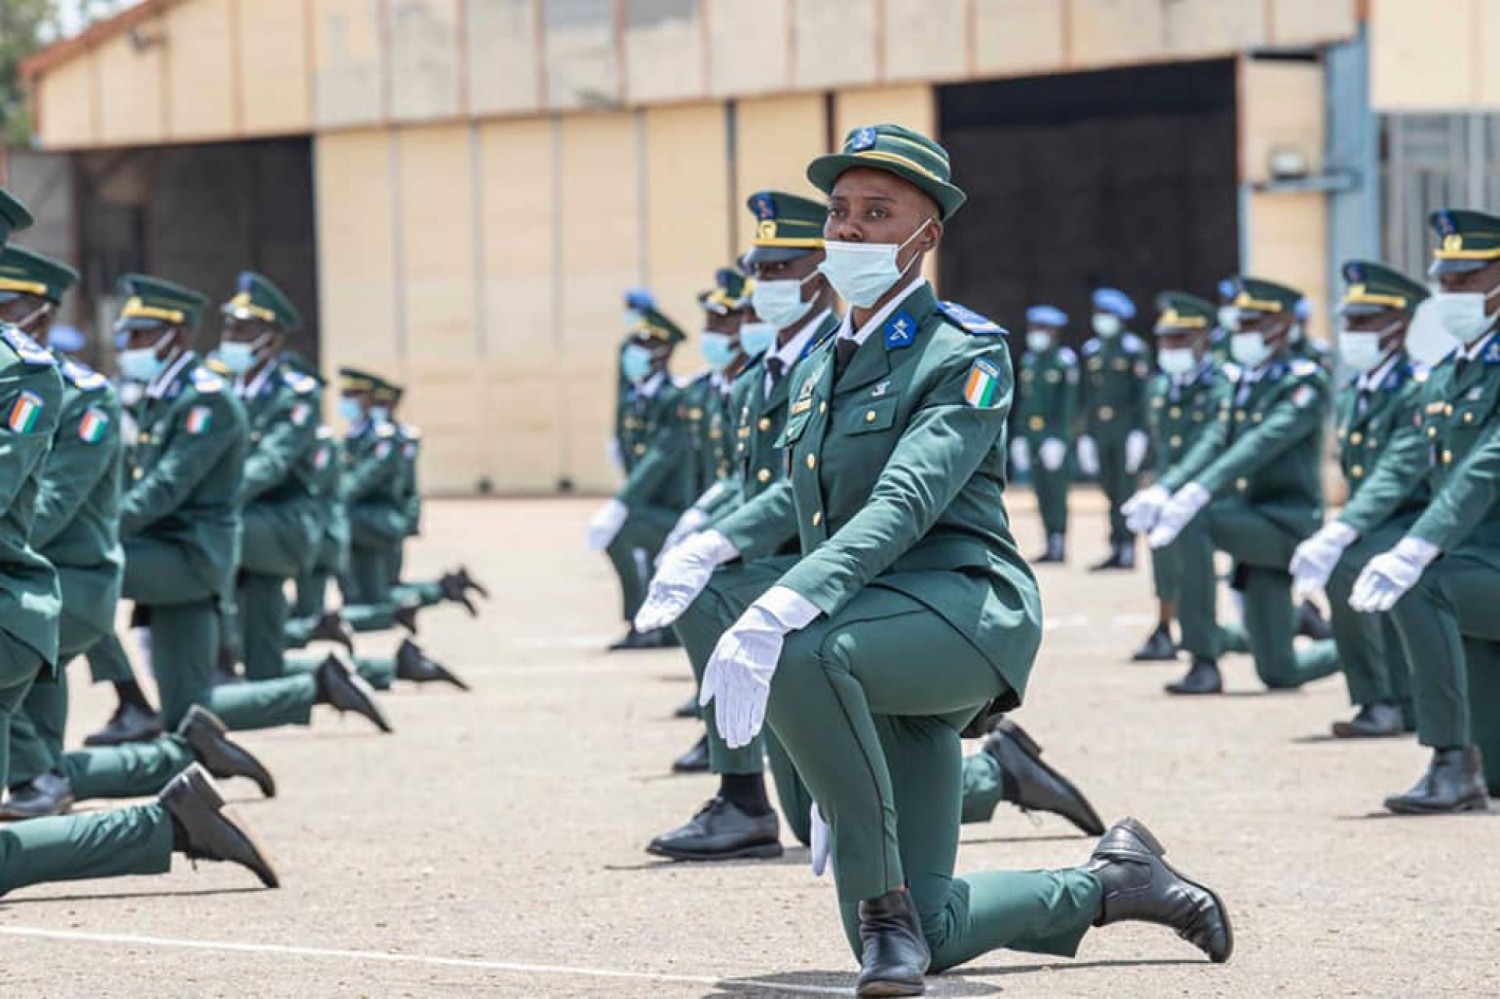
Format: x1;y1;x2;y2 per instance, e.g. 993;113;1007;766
1333;355;1431;535
1081;333;1150;438
342;419;406;548
307;425;348;573
397;422;422;537
1017;345;1079;446
0;326;64;668
239;363;324;571
1405;333;1500;558
715;286;1041;703
615;376;696;513
1146;361;1234;472
121;353;247;598
680;372;734;497
1160;355;1330;538
35;358;123;637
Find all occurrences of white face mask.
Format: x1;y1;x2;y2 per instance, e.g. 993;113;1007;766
818;219;933;309
699;331;736;372
1230;331;1272;368
1337;321;1401;373
1218;306;1240;332
218;330;273;375
117;330;173;383
1026;330;1053;354
1430;288;1500;346
1157;347;1198;377
738;321;777;358
621;343;654;382
337;396;363;423
751;274;816;328
1092;313;1122;338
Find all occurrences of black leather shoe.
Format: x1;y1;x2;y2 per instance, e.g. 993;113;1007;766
610;627;677;651
1117;542;1136;570
440;567;489;616
1033;534;1066;565
1132;625;1177;662
855;888;930;997
84;702;165;747
1086;817;1232;963
1296;600;1332;641
672;734;710;773
646;797;783;861
984;718;1105;836
178;705;276;798
314;655;393;733
394;601;420;635
673;692;700;719
1165;659;1222;695
0;771;75;820
395;639;470;690
1331;703;1405;739
308;611;356;654
1089;543;1127;572
1384;747;1490;815
160;763;278;888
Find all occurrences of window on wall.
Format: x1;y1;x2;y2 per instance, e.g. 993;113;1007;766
1381;114;1500;279
544;0;619;108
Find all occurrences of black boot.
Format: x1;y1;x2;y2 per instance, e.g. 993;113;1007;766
1295;600;1332;641
84;702;165;747
673;692;700;719
1384;747;1490;815
1331;703;1405;739
984;719;1105;835
646;797;782;861
610;626;676;651
314;655;393;733
672;734;710;774
1165;658;1222;695
1132;624;1177;662
308;611;355;654
1089;543;1126;572
177;705;276;798
160;764;278;888
855;888;930;997
0;771;75;821
1085;817;1233;963
1034;533;1066;565
395;639;470;690
440;566;489;616
394;601;421;635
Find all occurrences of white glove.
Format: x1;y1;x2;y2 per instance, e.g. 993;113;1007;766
1039;437;1066;472
1290;521;1360;598
810;802;830;877
1122;484;1170;535
634;530;739;631
606;437;625;473
1350;537;1441;613
585;498;629;551
1009;437;1031;474
1147;483;1211;549
658;506;709;562
700;586;819;748
1076;435;1100;477
1125;430;1149;474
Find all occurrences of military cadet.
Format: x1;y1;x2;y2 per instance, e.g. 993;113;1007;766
1288;296;1334;371
1133;277;1339;695
613;289;658;474
1075;289;1150;570
586;306;697;650
1347;209;1500;814
1208;278;1237;365
0;190;275;896
110;274;390;734
1012;306;1078;563
683;270;751;502
635;127;1229;995
1289;262;1429;739
1125;292;1234;662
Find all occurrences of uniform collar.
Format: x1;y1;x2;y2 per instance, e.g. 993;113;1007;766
771;308;830;371
1239;351;1289;385
237;359;278;399
635;370;667;399
1460;328;1499;363
1354;351;1402;393
1173;358;1214;389
146;349;197;399
835;277;928;347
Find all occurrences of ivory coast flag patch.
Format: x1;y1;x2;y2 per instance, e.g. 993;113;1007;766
79;406;109;443
7;390;44;432
963;358;1003;408
185;406;212;435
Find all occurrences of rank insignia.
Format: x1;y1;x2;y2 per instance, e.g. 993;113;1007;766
963;358;1002;408
850;127;878;152
884;312;916;350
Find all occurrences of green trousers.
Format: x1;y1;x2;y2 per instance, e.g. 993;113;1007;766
0;802;174;897
1325;525;1414;712
284;652;396;692
1175;502;1341;688
1386;546;1500;793
1094;428;1135;545
292;567;330;621
1031;467;1069;538
86;630;136;684
1150;540;1181;603
691;559;1101;970
606;505;678;622
235;571;290;681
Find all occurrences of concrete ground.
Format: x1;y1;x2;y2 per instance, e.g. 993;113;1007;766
2;494;1495;998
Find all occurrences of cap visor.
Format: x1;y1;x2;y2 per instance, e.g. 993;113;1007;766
1428;257;1490;277
745;245;817;266
1337;302;1395;319
805;154;966;220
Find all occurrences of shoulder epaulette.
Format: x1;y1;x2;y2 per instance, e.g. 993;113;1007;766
1081;338;1102;356
1056;346;1078;365
1291;359;1321;378
315;424;335;440
205;357;233;377
1122;333;1146;353
1412;366;1431;383
61;358;109;391
935;300;1006;336
1219;361;1242;380
191;366;225;394
376;422;398;438
1;325;56;366
1484;338;1500;365
401;423;421;440
281;369;319;395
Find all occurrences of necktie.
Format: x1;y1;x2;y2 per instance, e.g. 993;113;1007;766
834;336;860;377
1356;387;1371;420
767;356;786;385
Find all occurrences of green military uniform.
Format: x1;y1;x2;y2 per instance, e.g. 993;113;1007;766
1079;288;1150;558
335;368;409;626
1157;277;1338;689
1017;312;1078;551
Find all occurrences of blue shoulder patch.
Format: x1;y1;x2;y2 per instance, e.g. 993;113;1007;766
61;358;109;391
191;366;225;394
1081;338;1102;356
1;325;56;366
884;310;919;350
1485;339;1500;365
281;369;319;395
1291;359;1321;378
935;300;1005;336
1265;361;1290;383
1122;333;1146;354
1056;346;1078;366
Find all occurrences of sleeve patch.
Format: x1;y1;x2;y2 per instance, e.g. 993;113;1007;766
962;358;1004;408
290;401;313;427
79;406;110;443
185;405;213;435
6;390;45;432
1291;383;1317;409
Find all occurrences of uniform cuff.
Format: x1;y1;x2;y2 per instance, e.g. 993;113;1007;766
755;585;822;631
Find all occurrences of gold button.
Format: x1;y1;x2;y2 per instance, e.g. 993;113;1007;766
1252;412;1263;423
1349;432;1362;445
1098;406;1114;421
634;444;646;456
756;468;771;484
133;468;144;480
1428;426;1438;438
1236;477;1247;491
1444;450;1454;464
1464;411;1474;424
812;511;822;526
758;417;772;432
1194;413;1203;422
138;432;149;444
1152;398;1164;409
1445;404;1454;416
1368;438;1378;448
806;454;817;469
1169;407;1181;419
1028;415;1045;431
1351;464;1363;478
1235;411;1245;422
818;401;827;414
1169;434;1182;447
865;410;877;423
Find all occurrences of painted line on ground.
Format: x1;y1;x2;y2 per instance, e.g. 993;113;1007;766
0;925;851;995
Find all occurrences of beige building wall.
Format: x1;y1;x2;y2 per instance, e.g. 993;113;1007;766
1370;0;1500;110
732;93;829;249
238;0;314;134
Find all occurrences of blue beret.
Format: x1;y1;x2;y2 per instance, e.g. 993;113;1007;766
1217;278;1237;300
47;324;85;353
1026;305;1068;327
1091;287;1135;319
623;288;656;311
1294;297;1310;321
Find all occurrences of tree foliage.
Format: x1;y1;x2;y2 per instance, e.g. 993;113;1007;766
0;0;130;144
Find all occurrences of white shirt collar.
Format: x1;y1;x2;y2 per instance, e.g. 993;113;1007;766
1461;329;1498;362
834;277;927;347
635;370;667;399
710;370;732;394
238;360;277;399
1355;351;1402;392
1173;358;1214;389
766;308;830;378
146;349;196;399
